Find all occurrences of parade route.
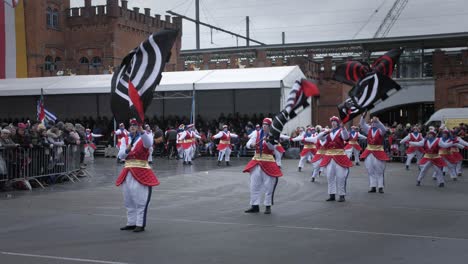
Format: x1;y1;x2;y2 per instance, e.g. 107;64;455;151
1;157;468;264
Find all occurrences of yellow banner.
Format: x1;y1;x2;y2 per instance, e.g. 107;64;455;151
444;119;468;129
15;0;28;77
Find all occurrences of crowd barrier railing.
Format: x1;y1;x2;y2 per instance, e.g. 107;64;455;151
0;145;86;190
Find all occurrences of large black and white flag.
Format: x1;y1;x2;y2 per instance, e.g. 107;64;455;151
111;29;178;123
334;48;403;123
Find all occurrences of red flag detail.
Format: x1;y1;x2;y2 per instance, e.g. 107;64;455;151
301;79;320;97
128;80;145;124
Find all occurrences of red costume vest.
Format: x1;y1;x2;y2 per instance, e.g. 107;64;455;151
217;131;232;151
438;138;458;164
344;132;362;151
243;130;282;177
311;139;326;162
406;132;424;154
181;131;193;149
419;138;446;168
116;136;160;187
320;129;353;168
360;128;390;161
300;134;317;156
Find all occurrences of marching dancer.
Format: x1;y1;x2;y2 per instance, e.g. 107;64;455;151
212;125;238;166
360;115;390;194
84;128;103;161
273;134;290;168
116;119;159;232
310;125;326;182
292;127;317;172
243;118;282;214
438;129;459;181
176;124;185;160
400;126;424;170
178;124;201;165
344;126;366;166
452;135;468;176
114;123;129;163
319;116;352;202
409;129;454;187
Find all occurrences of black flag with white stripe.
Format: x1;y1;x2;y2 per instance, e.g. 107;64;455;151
334;48;403;123
111;29;178;123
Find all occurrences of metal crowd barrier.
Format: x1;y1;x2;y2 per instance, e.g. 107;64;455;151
0;145;87;190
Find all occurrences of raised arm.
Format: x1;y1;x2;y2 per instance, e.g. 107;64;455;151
358;133;367;140
118;137;128;160
141;131;153;148
291;135;304;142
438;139;454;149
457;137;468;147
360;116;370;134
246;131;257;149
399;134;411;144
212;131;223;139
341;127;349;140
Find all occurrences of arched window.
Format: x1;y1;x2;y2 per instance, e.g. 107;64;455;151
54;57;62;69
46;8;52;26
52;9;59;28
80;57;89;64
91;56;102;67
44;56;53;71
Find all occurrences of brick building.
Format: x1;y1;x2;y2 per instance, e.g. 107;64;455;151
24;0;182;77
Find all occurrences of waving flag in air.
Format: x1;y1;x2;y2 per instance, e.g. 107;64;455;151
37;89;57;125
111;29;178;124
334;48;403;123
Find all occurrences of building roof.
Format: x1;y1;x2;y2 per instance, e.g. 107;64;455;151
0;66;305;96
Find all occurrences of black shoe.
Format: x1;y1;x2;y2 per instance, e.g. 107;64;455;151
133;226;145;232
188;161;192;165
264;206;271;214
120;225;136;231
148;161;153;164
453;178;458;181
378;188;384;193
416;181;421;186
406;165;409;170
217;161;221;166
244;205;260;213
439;183;445;188
368;187;377;193
326;194;336;201
298;167;302;172
226;162;230;166
355;162;360;166
432;177;437;181
183;161;187;165
443;172;446;176
458;173;462;177
311;177;315;182
338;195;346;202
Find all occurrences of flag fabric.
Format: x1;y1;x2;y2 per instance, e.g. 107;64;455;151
270;79;320;142
334;48;403;123
37;91;57;124
0;0;27;79
111;29;178;124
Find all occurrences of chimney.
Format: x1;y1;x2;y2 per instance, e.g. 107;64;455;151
121;0;128;9
165;15;171;23
133;7;140;14
144;8;150;16
85;0;92;7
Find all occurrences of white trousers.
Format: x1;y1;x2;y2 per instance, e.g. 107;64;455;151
274;150;283;167
298;152;314;168
442;157;457;179
419;162;444;184
456;161;462;175
249;165;278;206
311;158;322;179
183;147;193;162
364;154;386;188
325;159;349;196
148;147;153;162
218;147;232;162
345;147;361;164
405;151;423;166
122;173;152;227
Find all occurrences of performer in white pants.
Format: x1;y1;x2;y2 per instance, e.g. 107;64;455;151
212;125;238;166
116;119;159;232
176;124;185;160
438;129;459;181
144;124;154;164
344;126;366;166
360;115;390;194
400;126;424;170
292;127;317;172
410;129;454;187
273;134;290;168
243;118;282;214
318;116;352;202
178;124;201;165
453;136;468;176
114;123;129;163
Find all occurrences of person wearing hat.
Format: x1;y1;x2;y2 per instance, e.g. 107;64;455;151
437;129;459;181
114;123;129;163
409;129;454;187
360;115;390;194
310;125;326;182
344;126;367;166
318;116;352;202
176;124;186;160
243;118;282;214
178;124;201;165
116;118;160;232
451;135;468;177
212;125;238;166
273;134;291;168
292;126;318;172
84;128;103;161
400;126;424;170
14;123;33;149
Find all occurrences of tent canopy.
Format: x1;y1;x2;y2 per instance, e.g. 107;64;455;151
0;66;305;96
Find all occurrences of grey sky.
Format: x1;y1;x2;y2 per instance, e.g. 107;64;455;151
71;0;468;50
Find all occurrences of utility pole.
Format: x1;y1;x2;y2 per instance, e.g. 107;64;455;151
246;16;250;47
195;0;200;50
282;32;285;44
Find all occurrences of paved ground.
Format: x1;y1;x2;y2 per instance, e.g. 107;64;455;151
1;156;468;264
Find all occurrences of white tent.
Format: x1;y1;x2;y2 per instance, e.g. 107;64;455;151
0;66;309;134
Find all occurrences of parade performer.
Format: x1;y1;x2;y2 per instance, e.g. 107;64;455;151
438;129;459;181
310;125;326;182
212;125;238;166
116;119;160;232
360;115;390;194
400;126;424;170
179;124;201;165
344;125;366;166
84;128;103;161
114;123;129;162
243;118;282;214
274;134;290;168
176;124;185;160
319;116;352;202
144;124;154;164
292;127;317;172
409;129;454;187
452;136;468;176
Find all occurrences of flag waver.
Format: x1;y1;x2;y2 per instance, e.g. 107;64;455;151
334;48;403;123
37;89;57;124
111;29;178;123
